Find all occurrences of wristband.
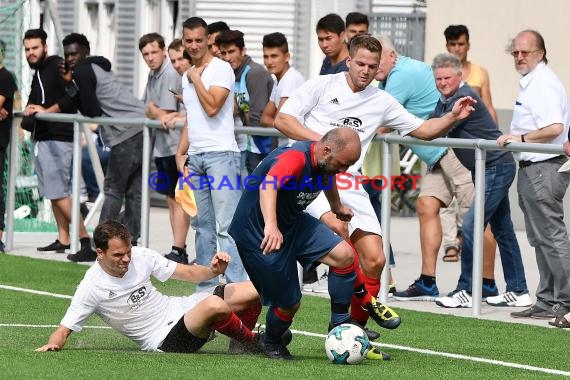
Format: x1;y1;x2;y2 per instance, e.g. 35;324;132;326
521;134;526;143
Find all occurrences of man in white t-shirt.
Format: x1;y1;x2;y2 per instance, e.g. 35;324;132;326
275;34;476;333
260;32;305;146
175;17;248;291
36;221;264;354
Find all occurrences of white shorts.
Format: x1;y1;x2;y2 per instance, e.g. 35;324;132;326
305;174;382;237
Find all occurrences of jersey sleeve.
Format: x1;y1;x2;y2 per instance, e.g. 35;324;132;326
266;149;307;185
60;279;97;332
208;59;235;91
279;76;326;120
380;93;423;136
147;249;177;282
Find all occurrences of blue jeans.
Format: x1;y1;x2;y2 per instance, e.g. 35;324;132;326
187;151;248;290
457;161;528;293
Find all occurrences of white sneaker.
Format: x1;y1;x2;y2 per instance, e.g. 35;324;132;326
435;290;472;308
311;273;329;293
486;291;532;307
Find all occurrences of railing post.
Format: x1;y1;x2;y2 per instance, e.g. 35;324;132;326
70;121;82;255
472;147;486;316
379;139;393;303
81;123;106;226
140;121;151;247
5;118;19;251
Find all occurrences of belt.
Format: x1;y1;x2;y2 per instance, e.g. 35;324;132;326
519;155;565;168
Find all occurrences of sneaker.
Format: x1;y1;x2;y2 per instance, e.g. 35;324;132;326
435;290;472;308
511;304;556;319
67;244;97;262
393;279;439;301
365;296;401;330
165;248;189;264
486;291;532;307
482;283;499;299
37;239;70;253
302;267;318;285
311;272;329;293
388;284;397;297
366;345;391;361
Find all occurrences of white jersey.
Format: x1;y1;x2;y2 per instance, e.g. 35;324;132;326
280;72;423;174
271;67;305;146
182;57;239;154
60;247;209;351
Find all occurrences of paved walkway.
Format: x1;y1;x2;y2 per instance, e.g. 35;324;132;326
5;207;563;329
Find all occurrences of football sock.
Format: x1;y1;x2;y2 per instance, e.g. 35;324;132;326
329;264;356;326
213;312;254;343
236;303;262;330
351;274;380;324
265;306;293;344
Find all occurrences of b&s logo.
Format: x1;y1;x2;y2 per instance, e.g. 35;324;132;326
127;286;147;307
330;117;363;131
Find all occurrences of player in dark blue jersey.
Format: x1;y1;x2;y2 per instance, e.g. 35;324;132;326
229;128;389;360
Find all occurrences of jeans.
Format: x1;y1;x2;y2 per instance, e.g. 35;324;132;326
457;161;528;293
99;133;143;243
82;140;110;199
187;151;247;290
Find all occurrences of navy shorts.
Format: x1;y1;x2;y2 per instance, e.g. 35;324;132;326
154;155;179;197
236;213;342;308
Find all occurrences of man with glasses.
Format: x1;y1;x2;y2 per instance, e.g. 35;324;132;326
497;29;570;322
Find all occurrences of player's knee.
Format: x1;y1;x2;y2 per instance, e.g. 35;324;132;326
204;295;231;317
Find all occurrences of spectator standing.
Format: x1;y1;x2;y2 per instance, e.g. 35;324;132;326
497;30;570;320
176;17;247;290
21;29;96;259
317;14;349;75
60;33;145;261
0;39;18;253
216;30;274;173
207;21;230;59
428;53;530;309
139;33;191;264
344;12;369;43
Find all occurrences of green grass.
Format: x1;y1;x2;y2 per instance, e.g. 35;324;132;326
0;254;568;379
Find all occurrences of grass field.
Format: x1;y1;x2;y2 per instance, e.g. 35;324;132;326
1;254;568;379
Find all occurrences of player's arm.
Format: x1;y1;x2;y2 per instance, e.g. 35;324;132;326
187;66;229;117
259;177;282;255
408;96;476;140
36;325;73;352
171;252;230;282
260;101;278;127
274;112;322;141
323;176;353;222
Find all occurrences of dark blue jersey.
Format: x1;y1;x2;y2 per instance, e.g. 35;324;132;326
229;141;332;246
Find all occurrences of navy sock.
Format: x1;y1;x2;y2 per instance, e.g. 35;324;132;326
483;278;496;288
419;274;436;288
265;306;292;344
328;269;356;326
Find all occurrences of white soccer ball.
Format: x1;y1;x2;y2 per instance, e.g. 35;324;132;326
325;323;369;364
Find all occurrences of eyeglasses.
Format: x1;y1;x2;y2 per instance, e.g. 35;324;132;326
510;50;541;58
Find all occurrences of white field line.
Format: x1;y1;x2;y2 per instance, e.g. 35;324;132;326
1;284;568;376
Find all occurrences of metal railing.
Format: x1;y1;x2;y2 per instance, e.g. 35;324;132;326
5;114;565;316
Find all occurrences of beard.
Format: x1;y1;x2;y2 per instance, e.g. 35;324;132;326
27;50;47;70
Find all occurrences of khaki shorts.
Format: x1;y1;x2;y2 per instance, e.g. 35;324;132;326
418;148;474;208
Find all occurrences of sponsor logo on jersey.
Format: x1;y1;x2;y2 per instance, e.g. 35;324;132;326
127;286;148;307
329;117;364;132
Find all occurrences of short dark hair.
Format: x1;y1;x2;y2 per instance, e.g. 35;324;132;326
93;221;132;250
168;38;183;51
346;12;369;27
62;33;90;50
138;32;165;51
316;13;345;35
215;30;245;49
207;21;230;35
183;17;208;31
444;25;470;43
23;28;48;44
349;34;381;58
262;32;289;53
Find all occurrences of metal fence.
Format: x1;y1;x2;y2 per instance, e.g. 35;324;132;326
4;113;565;316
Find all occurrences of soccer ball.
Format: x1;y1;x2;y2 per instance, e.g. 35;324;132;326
325;323;369;364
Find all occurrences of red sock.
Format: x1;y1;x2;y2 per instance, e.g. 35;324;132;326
213;312;254;343
236;303;262;330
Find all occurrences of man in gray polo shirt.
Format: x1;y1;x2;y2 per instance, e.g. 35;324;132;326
139;33;191;264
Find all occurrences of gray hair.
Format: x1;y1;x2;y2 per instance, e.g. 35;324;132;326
374;34;397;54
431;53;462;74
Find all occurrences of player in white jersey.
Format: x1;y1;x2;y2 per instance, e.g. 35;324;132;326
36;221;264;354
275;34;476;332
